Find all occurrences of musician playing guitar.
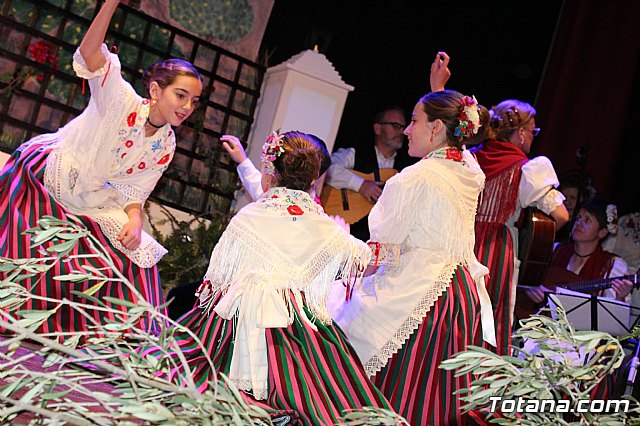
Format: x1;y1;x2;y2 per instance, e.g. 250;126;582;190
324;106;416;241
527;200;634;304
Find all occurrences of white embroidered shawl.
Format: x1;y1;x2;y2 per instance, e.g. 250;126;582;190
329;149;496;377
199;187;371;399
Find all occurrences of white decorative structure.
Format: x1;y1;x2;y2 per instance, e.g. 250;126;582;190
237;49;354;208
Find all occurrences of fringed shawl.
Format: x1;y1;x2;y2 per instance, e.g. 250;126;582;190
199;187;371;399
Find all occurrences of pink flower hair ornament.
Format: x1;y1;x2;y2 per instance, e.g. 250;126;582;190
454;95;481;141
261;130;285;175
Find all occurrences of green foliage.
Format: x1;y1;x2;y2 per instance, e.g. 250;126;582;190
0;216;409;425
440;295;640;425
170;0;254;42
146;204;229;292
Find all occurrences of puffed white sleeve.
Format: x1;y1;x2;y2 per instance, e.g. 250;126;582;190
519;156;565;215
368;171;417;244
237;158;264;201
73;43;138;115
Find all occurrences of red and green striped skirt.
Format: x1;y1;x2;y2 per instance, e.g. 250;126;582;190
0;142;165;339
475;222;515;356
372;265;489;426
146;290;392;426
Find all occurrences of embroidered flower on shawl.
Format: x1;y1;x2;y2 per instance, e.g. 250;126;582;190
261;131;285;175
287;205;304;216
445;148;463;162
427;147;467;166
259;188;324;217
126;168;133;174
138;162;146;170
151;140;162;152
125;140;133;148
158;154;171;165
606;204;618;235
453;95;480;141
127;112;137;127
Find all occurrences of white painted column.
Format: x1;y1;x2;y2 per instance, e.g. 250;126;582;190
235;49;354;209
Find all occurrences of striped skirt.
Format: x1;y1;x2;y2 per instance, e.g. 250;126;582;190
372;265;488;426
0;142;165;339
147;290;392;426
474;222;515;356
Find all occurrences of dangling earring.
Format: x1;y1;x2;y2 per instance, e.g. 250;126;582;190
151;98;158;108
429;130;434;144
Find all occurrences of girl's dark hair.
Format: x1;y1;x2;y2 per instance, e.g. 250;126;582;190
577;199;611;230
141;59;203;97
418;90;479;149
272;131;322;191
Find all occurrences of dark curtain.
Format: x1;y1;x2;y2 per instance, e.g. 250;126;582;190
534;0;640;214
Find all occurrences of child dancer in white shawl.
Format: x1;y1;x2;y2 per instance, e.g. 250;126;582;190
144;131;392;425
329;90;496;426
0;0;202;337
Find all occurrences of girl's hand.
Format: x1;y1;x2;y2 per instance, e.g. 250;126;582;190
118;216;142;249
221;135;248;164
118;203;143;250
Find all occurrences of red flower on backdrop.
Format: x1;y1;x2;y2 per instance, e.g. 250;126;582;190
157;154;170;165
445;149;463;162
287;205;304;216
127;112;137;127
28;40;59;82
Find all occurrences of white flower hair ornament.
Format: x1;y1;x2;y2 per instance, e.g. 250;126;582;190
261;130;285;175
606;204;618;235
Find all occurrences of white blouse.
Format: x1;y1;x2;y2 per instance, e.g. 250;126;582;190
39;44;173;267
329;149;495;377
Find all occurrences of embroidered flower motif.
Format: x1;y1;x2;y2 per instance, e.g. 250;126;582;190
121;153;127;159
142;99;149;105
125;140;134;148
127;112;137;127
151;140;162;152
158;154;170;165
138;162;146;170
287;205;304;216
445;148;463;162
126;168;133;174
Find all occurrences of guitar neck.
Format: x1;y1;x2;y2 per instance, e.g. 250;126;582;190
566;273;639;293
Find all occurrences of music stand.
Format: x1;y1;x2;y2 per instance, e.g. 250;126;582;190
546;288;640;397
547;288;639;336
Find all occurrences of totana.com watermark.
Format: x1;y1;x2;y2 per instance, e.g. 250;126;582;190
489;397;630;413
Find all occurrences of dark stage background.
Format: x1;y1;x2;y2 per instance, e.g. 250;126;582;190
262;0;640;215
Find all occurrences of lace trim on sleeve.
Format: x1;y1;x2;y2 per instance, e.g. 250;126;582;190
110;182;151;207
91;215;168;268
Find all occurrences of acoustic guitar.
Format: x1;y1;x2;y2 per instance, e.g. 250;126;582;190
513;207;556;320
516;266;640;319
320;168;398;224
516;207;557;286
